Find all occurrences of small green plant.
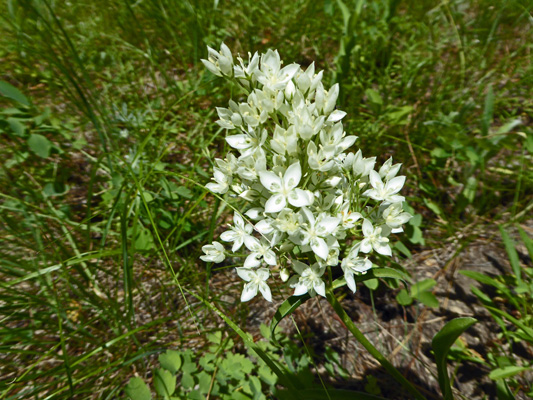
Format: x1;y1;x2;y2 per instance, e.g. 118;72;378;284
459;225;533;398
396;278;439;309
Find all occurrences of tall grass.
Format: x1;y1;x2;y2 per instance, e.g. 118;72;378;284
0;0;531;398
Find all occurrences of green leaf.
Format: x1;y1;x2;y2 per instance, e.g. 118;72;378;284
43;182;70;197
432;317;477;400
365;88;383;105
517;226;533;262
423;198;442;216
181;371;195;389
394;241;412;258
124;377;152;400
410;278;436;297
481;85;494;135
270;294;311;345
175;186;193;199
187;289;301;393
489;366;531;380
0;80;30;106
27;133;52;158
134;228;154;251
158;350;182;374
396;289;412;306
154;368;176;399
417;291;439;308
7;118;26;136
499;226;523;286
364;278;379;290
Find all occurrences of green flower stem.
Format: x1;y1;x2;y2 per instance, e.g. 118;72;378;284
326;290;427;400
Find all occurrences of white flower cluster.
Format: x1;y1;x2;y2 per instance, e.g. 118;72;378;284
200;44;412;302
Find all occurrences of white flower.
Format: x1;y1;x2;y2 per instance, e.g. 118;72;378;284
220;213;255;252
296;208;340;260
234;51;260;79
307;142;335;172
280;268;291;282
379;157;402;181
360;219;392;256
290;260;326;297
382;203;412;232
352;150;376;178
243;237;277;268
259;162;314;213
200;241;226;263
337;201;362;229
256;49;300;90
236;267;272;302
206;168;231;194
226;127;267;158
201;43;233;77
363;170;406;204
341;253;372;293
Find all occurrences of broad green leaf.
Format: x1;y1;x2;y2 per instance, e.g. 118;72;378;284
134;228;154;251
181;371;195;389
496;379;516;400
371;267;410;281
175;186;193;199
124;377;152;400
417;291;439;308
364;278;379;290
423;198;442;216
394;241;412;258
7;118;26;136
27;133;52;158
432;317;477;400
154;368;176;399
365;88;383;105
410;279;436;297
396;289;412;306
158;350;182;374
489;366;531;380
0;80;30;106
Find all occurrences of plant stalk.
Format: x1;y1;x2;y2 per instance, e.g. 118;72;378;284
326;290;427;400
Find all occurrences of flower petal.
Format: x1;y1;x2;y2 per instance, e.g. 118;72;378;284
259;171;282;193
313;280;326;298
344;271;356;293
236;267;253;282
293;282;309;296
244;253;261;268
259;282;272;302
288;189;313;208
369;170;382;189
241;283;258;302
362;219;373;237
311;237;329;260
385;175;406;195
283;162;302;190
264;194;286;213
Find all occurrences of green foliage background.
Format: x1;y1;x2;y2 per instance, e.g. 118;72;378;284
0;0;531;398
